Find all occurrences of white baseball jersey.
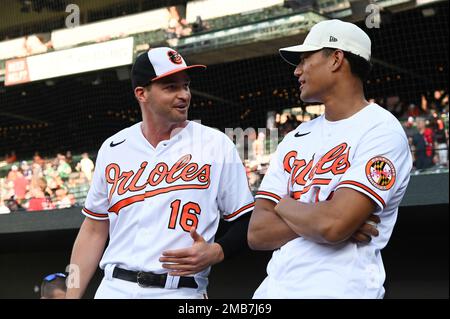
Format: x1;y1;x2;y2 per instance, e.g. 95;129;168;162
254;103;412;298
82;120;254;294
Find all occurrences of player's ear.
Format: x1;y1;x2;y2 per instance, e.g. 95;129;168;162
134;86;147;102
330;50;344;71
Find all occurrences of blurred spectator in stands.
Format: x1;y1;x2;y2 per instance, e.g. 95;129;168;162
40;273;67;299
442;94;449;112
5;196;22;212
43;161;57;188
245;160;263;193
67;174;78;189
5;151;17;164
31;162;44;180
26;186;53;211
47;173;64;196
65;151;74;169
386;96;403;118
54;186;75;209
24;34;52;56
2;179;14;199
75;153;95;183
0;194;11;214
423;120;435;163
278;113;301;137
406;103;421;118
192;16;208;33
12;167;29;205
0;179;9;214
421;94;429;114
432;112;448;167
7;164;19;181
24;187;47;212
166;5;192;39
252;132;266;166
33;152;45;168
403;116;418;140
57;156;72;182
4;172;23;212
429;89;448;113
412;117;434;170
21;160;32;181
43;161;56;177
37;175;48;192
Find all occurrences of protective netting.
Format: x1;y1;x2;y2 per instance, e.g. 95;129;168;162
0;1;448;212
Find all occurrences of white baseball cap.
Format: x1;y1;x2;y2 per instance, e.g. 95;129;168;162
131;47;206;89
279;19;371;66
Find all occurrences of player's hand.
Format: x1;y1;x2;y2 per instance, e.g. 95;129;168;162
159;227;225;276
351;214;380;244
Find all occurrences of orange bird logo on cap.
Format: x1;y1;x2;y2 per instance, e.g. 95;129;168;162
167;50;183;65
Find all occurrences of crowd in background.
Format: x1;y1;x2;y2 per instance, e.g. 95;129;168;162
244;90;449;192
1;90;448;214
0;152;94;214
381;90;449;171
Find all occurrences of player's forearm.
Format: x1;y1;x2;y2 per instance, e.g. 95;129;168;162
66;219;108;298
248;206;298;250
66;240;103;298
275;197;347;244
276;189;377;244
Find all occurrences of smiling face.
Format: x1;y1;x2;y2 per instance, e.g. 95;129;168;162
294;50;334;103
137;71;191;126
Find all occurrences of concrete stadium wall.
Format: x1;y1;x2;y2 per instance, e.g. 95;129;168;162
0;203;447;299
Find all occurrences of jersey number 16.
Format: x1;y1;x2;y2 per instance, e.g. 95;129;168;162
168;199;201;232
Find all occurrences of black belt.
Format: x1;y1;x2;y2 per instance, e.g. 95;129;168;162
112;267;198;289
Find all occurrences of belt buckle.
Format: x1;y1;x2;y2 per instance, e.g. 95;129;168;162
137;271;152;288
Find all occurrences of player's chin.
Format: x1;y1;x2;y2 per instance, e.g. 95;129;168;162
300;92;312;102
172;110;189;121
300;93;319;104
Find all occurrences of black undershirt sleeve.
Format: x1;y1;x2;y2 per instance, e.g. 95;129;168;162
215;212;252;259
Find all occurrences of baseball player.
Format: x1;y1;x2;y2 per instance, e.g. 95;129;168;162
248;20;412;298
66;47;254;299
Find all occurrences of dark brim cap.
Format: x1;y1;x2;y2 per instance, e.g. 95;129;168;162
131;47;206;89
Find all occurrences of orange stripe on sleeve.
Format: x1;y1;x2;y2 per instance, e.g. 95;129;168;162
337;180;386;207
224;202;255;220
82;207;109;218
255;191;281;202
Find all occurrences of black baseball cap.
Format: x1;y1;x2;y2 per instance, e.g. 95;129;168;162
131;47;206;90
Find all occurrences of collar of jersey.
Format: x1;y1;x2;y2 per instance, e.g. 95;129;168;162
136;120;193;151
323;103;375;126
